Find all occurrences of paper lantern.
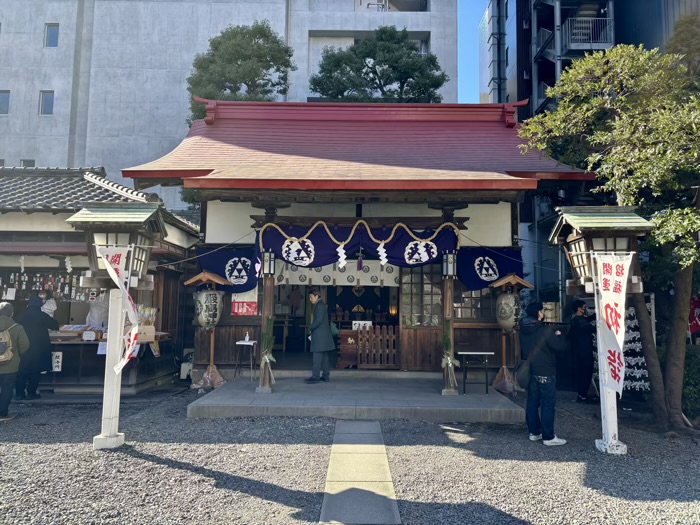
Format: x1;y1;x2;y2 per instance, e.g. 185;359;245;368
194;290;225;330
496;291;518;333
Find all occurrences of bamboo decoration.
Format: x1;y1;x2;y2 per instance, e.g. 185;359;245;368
259;316;276;388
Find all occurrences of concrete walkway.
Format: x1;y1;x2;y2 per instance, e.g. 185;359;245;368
320;420;401;525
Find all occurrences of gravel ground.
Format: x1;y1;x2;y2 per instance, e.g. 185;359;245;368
0;389;698;525
0;390;334;525
383;393;700;525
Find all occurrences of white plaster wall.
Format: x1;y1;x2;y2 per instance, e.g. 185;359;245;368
0;0;458;210
0;212;74;232
206;200;513;247
163;223;199;249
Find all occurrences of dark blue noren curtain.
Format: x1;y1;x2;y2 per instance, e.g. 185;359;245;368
197;246;258;293
457;247;524;290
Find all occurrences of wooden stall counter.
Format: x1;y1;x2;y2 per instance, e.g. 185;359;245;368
44;332;175;395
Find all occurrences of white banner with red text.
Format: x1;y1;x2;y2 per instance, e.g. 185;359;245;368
96;246;140;374
595;253;633;396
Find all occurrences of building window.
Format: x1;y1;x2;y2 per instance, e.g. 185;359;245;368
0;91;9;114
0;159;4;167
44;24;59;48
39;91;54;115
454;283;497;322
20;159;35;168
400;264;442;328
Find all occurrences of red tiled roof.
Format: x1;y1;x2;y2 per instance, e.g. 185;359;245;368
123;99;588;191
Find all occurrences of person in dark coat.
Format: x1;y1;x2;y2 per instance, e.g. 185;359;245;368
520;301;569;446
305;289;335;384
0;302;30;421
15;295;59;400
570;299;598;403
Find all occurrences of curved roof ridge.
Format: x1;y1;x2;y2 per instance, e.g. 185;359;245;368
84;172;149;203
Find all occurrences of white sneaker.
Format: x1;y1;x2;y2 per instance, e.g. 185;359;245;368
543;436;567;446
529;434;542;441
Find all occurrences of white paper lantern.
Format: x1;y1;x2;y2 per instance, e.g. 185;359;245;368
194;290;225;330
496;292;518;333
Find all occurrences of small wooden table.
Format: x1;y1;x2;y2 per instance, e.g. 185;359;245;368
234;340;258;381
457;351;495;395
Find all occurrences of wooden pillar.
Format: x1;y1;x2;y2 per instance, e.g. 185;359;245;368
257;274;275;393
442;277;457;395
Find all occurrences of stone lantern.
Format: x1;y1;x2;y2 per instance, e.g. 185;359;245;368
550;206;653;456
549;206;652;295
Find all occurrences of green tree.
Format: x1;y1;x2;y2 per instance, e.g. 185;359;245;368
183;21;295;207
309;26;448;103
667;14;700;85
520;45;700;431
186;21;296;121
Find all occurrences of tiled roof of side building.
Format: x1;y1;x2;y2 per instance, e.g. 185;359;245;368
0;167;151;211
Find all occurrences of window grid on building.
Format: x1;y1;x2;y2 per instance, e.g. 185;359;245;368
0;91;9;114
20;159;35;168
400;264;442;328
453;283;497;322
39;91;54;115
44;23;59;48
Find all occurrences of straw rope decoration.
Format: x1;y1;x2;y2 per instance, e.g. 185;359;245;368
258;219;461;252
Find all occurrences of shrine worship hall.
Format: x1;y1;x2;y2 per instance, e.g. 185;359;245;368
123;98;588;421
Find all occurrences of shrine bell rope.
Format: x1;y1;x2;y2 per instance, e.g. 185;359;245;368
258;220;462;251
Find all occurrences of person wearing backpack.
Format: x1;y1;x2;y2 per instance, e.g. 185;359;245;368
16;295;59;400
0;302;30;422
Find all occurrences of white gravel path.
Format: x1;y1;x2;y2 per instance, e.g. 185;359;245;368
383;394;700;525
0;390;698;525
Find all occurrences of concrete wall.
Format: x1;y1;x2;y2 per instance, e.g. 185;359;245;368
205;201;512;247
0;0;458;210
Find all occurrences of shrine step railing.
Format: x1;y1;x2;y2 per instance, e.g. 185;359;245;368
357;326;399;369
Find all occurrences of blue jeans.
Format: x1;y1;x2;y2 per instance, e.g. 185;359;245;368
526;375;557;440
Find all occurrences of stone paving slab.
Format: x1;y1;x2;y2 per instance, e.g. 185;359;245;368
320;421;401;524
335;420;382;434
187;376;524;423
319;482;402;525
326;453;393;482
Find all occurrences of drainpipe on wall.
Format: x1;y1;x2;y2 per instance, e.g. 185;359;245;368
554;0;562;81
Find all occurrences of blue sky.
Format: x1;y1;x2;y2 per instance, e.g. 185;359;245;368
458;0;489;103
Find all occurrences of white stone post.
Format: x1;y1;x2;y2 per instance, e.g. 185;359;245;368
93;288;127;450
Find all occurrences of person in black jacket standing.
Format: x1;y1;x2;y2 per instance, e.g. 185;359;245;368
570;299;598;403
305;289;335;384
15;295;59;400
520;301;569;446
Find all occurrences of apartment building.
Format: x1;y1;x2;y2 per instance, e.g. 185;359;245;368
480;0;699;116
0;0;458;208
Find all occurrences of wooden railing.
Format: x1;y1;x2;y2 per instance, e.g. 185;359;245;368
357;326;399;369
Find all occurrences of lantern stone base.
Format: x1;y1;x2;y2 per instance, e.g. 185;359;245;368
93;433;125;450
441;388;458;396
595;438;628;455
256;386;272;394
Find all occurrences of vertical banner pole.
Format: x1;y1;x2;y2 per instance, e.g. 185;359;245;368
93;288;127;450
592;252;629;455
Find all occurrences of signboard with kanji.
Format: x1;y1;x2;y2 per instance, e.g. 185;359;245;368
231;301;258;316
595;253;633;396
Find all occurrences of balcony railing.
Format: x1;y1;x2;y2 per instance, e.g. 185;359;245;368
563;17;613;52
538;81;552;103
